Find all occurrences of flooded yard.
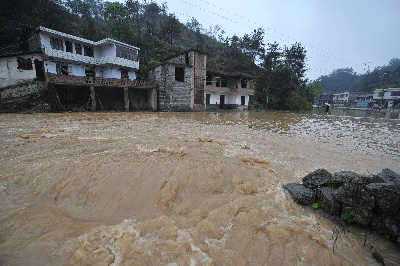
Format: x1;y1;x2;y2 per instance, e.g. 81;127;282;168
0;111;399;265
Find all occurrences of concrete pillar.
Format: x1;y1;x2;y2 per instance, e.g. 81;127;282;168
124;87;129;112
90;86;96;111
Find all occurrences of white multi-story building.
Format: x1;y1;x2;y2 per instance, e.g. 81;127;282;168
36;26;140;80
0;27;157;112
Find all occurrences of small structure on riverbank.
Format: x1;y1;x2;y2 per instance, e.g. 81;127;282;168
284;168;400;244
0;26;157;112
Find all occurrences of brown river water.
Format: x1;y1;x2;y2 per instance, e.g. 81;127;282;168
0;110;399;265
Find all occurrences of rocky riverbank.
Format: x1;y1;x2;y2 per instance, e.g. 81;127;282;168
284;169;400;244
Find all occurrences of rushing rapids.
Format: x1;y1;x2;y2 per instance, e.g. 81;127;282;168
0;111;399;265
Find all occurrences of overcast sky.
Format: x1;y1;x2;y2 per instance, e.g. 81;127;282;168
119;0;400;80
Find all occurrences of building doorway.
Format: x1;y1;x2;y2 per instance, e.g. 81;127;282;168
241;96;246;105
206;94;210;105
219;95;225;108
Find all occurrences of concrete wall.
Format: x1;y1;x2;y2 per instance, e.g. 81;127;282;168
152;63;194;111
0;55;42;88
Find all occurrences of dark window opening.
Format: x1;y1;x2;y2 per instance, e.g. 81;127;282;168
85;66;95;78
56;63;69;75
391;91;400;96
206;73;213;85
17;57;33;70
50;37;63;50
75;44;82;55
34;59;45;81
219;95;225;107
206;94;211;105
185;53;190;65
175;66;185;82
249;95;254;105
65;41;73;53
241;96;246;105
84;46;94;57
241;79;248;88
116;46;138;61
216;79;227;87
121;69;129;79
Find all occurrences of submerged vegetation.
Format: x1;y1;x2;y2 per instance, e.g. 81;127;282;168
0;0;321;111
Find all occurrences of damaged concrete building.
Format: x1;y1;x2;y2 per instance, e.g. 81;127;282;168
0;26;156;112
149;51;255;111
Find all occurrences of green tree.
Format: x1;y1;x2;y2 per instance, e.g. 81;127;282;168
103;2;131;41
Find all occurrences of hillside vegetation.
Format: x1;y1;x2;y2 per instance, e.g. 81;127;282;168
318;58;400;94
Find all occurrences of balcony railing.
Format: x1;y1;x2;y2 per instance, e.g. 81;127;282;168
43;48;139;69
47;73;156;89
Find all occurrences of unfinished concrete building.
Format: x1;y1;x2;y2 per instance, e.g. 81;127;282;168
149;51;207;111
0;26;156;112
149;51;255;111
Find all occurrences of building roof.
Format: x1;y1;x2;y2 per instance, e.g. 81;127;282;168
38;26;140;50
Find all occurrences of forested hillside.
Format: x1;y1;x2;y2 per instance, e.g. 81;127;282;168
0;0;320;110
318;58;400;94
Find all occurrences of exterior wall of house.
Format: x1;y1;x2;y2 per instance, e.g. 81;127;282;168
70;64;85;76
39;32;52;48
207;93;249;106
103;66;121;79
44;60;57;74
0;55;42;88
150;63;194;112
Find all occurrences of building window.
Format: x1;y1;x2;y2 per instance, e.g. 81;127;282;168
75;43;82;55
84;46;94;57
17;57;33;70
116;46;138;61
241;79;248;88
50;37;63;50
56;63;69;75
121;69;129;79
85;66;95;77
391;91;400;96
65;41;73;53
216;79;227;87
241;96;246;105
175;66;184;82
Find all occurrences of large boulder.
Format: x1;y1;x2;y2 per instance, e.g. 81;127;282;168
283;183;315;205
366;183;400;215
332;171;372;187
372;168;400;185
318;187;341;216
302;169;332;189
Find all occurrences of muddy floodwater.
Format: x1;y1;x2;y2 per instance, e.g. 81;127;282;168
0;111;399;265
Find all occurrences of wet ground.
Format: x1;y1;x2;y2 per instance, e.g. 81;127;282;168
0;111;399;265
